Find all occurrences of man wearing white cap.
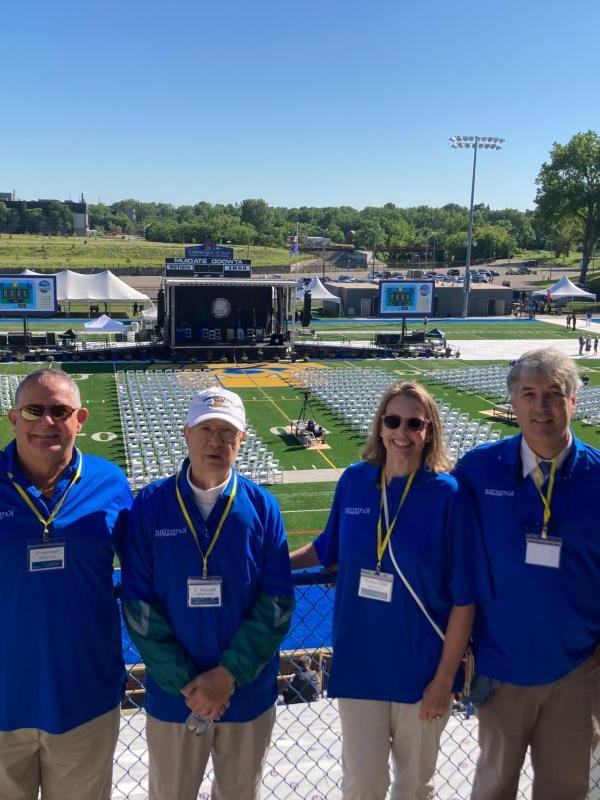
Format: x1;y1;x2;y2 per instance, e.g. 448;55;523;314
121;387;294;800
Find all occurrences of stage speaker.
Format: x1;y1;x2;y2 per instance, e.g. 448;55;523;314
270;333;285;346
47;332;57;345
157;288;166;328
0;334;7;347
376;333;401;346
302;291;312;327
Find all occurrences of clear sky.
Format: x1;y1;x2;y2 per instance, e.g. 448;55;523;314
3;0;599;212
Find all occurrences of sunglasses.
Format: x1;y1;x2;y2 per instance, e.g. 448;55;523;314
17;404;78;422
382;415;428;432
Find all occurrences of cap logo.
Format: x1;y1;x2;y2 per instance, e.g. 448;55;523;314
207;396;228;408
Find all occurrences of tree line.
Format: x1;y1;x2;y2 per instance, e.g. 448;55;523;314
4;131;599;281
90;198;541;263
0;201;73;236
88;128;600;280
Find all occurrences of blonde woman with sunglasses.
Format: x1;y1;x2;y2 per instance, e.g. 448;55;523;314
291;381;491;800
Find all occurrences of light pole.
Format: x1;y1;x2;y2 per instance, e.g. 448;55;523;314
450;135;504;317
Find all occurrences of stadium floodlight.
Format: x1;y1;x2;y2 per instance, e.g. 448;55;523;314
450;134;504;317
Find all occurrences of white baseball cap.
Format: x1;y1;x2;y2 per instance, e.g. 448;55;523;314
186;387;246;431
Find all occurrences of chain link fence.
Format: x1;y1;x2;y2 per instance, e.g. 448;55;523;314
113;571;600;799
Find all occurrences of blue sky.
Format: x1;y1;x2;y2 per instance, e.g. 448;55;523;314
3;0;599;211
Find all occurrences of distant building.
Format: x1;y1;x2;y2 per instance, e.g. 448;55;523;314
0;194;88;236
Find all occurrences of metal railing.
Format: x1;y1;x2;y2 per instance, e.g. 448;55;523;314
113;571;600;799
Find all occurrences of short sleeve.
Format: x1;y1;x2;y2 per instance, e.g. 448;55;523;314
313;475;346;568
120;489;158;605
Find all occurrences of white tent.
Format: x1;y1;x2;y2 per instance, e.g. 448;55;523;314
21;269;149;303
296;276;341;305
532;274;596;301
84;314;125;333
141;305;157;323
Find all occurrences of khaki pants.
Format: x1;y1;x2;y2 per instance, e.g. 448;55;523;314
471;653;600;800
337;698;449;800
0;706;120;800
147;705;275;800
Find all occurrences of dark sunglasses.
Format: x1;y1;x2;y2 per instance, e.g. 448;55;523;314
17;404;78;422
383;415;428;432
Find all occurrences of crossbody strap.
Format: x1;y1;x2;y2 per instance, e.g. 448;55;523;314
388;538;445;641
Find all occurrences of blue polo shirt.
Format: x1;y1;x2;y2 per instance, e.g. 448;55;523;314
454;433;600;685
0;442;132;734
314;461;490;703
120;464;293;723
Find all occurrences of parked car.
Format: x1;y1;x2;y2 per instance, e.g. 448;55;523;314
447;268;460;276
506;267;519;275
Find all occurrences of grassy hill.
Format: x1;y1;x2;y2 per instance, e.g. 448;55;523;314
0;234;310;271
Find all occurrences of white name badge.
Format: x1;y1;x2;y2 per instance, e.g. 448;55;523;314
358;569;393;603
525;535;562;568
187;576;222;608
28;540;66;572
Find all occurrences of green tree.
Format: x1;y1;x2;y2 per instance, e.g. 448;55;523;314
536;131;600;283
44;201;72;234
240;199;272;232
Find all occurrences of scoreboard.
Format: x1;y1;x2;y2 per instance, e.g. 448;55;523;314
0;276;58;316
379;280;434;316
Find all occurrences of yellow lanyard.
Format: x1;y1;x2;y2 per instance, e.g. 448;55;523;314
532;459;557;538
376;471;415;571
8;454;83;542
175;471;237;578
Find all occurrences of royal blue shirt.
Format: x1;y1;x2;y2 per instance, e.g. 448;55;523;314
314;461;491;703
454;433;600;685
0;442;132;734
121;465;293;723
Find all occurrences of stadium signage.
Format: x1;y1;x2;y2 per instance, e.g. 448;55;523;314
185;245;234;259
165;258;252;278
378;279;434;316
0;275;59;316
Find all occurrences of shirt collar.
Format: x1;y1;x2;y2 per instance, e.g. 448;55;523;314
179;458;235;498
520;431;573;479
5;441;80;493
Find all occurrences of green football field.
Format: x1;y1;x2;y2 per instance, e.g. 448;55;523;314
1;357;599;551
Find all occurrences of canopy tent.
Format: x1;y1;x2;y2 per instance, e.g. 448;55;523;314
21;269;150;303
426;328;446;339
532;275;596;301
296;276;341;305
141;305;157;322
84;314;125;333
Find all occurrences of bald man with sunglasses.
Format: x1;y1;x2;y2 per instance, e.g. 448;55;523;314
0;368;132;800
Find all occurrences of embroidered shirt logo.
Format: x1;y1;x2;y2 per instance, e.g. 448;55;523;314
484;488;515;498
345;507;371;515
0;509;15;521
155;527;187;537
